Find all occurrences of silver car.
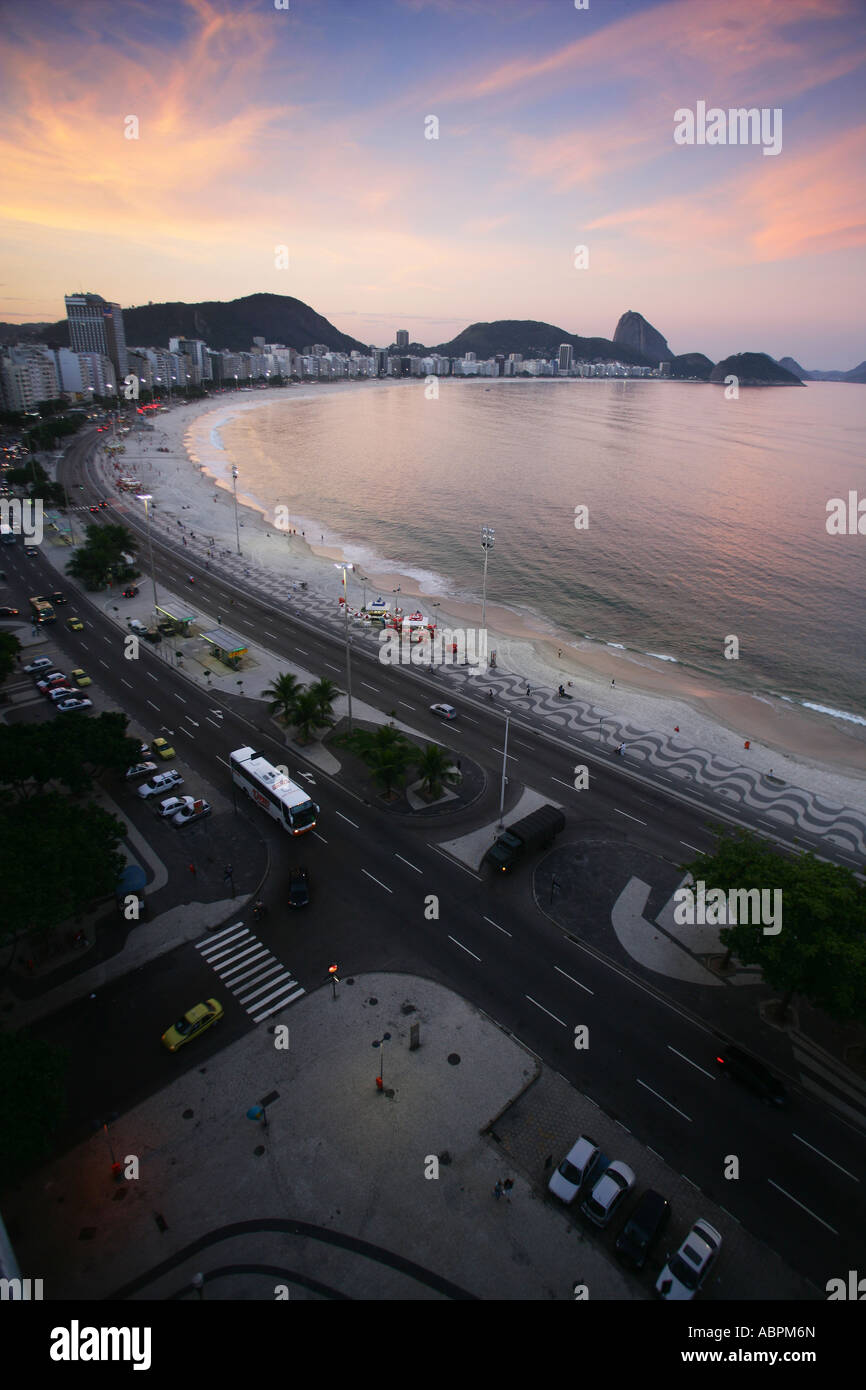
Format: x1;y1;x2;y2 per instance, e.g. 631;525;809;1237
548;1136;600;1204
156;796;188;819
655;1219;722;1301
580;1161;635;1227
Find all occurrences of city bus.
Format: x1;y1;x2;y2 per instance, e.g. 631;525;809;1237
29;596;56;624
230;746;319;834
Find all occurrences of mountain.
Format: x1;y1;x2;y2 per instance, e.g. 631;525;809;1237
613;311;674;363
710;353;804;386
671;352;713;380
121;293;368;354
0;320;69;348
777;356;810;380
430;319;649;365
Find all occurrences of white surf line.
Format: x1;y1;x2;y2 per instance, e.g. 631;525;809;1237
525;995;567;1027
362;869;393;894
336;811;359;829
667;1045;716;1080
553;964;593;994
395;853;422;874
482;915;512;938
636;1079;692;1122
448;935;481;961
614;808;646;825
766;1179;837;1233
792;1134;859;1181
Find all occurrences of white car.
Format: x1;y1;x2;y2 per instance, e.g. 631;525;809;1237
548;1135;600;1204
580;1160;636;1227
24;656;54;673
138;770;184;798
125;761;158;780
430;703;457;720
655;1219;722;1301
172;797;211;827
56;697;92;712
46;687;76;703
156;796;188;819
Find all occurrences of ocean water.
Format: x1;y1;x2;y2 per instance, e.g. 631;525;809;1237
220;379;866;721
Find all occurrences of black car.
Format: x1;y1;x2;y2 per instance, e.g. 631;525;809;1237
49;590;67;605
615;1189;670;1271
122;585;139;598
288;867;310;908
715;1045;788;1107
0;605;19;617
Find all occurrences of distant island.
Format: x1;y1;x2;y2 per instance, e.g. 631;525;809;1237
0;296;861;385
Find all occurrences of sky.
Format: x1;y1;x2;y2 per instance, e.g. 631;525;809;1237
1;0;864;366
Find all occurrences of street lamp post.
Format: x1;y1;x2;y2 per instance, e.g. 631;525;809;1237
231;465;241;555
136;494;158;610
372;1031;392;1090
391;585;401;620
335;562;354;731
480;525;495;632
498;713;510;829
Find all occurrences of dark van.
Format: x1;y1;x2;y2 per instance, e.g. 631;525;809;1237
615;1189;670;1271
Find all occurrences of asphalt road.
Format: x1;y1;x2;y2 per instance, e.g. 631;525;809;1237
2;421;864;1292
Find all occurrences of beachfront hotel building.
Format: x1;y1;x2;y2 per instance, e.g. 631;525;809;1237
64;292;128;379
396;329;409;349
559;343;574;373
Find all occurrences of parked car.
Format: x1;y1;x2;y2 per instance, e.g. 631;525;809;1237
125;761;158;780
36;676;69;694
57;697;92;712
138;770;184;798
171;797;211;827
715;1045;788;1107
656;1219;722;1301
24;546;38;556
0;606;19;617
47;687;76;703
156;795;188;819
580;1161;636;1228
121;585;139;598
615;1189;671;1270
429;703;457;720
71;668;91;687
24;656;53;673
151;737;175;759
66;615;84;631
548;1135;600;1204
288;866;310;908
162;999;223;1052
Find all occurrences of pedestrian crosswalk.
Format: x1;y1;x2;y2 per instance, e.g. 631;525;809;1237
791;1031;866;1132
196;920;305;1023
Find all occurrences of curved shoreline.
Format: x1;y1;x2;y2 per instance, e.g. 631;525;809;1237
120;384;866;809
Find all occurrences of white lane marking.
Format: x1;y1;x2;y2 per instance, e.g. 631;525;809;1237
482;916;512;938
493;747;518;759
514;740;535;751
553;965;593;995
121;679;133;688
667;1045;716;1080
614;808;646;825
324;662;341;672
264;631;277;638
680;841;702;852
99;658;109;668
766;1179;838;1233
398;700;416;710
792;1134;859;1181
206;717;222;729
361;682;381;692
174;693;186;703
147;699;159;710
395;854;422;874
362;869;393;894
313;831;328;844
252;987;306;1021
551;776;577;791
427;844;482;880
636;1079;692;1122
462;715;478;724
147;672;158;681
525;995;567;1027
336;811;359;829
295;647;309;654
448;935;481;962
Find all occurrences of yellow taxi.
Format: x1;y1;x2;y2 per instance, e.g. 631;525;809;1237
151;737;175;759
71;668;91;687
67;615;84;631
161;999;223;1052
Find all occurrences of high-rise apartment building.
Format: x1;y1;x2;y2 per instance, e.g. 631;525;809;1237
64;293;128;379
396;330;409;349
558;343;574;373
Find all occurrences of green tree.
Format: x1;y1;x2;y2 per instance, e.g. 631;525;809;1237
415;743;459;800
684;829;866;1023
308;676;339;723
66;523;139;590
0;713;140;799
261;672;301;724
292;687;332;743
0;630;21;686
0;1032;68;1186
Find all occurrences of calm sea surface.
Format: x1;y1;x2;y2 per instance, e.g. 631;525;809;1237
221;379;866;721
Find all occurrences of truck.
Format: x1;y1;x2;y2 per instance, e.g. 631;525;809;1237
483;803;565;873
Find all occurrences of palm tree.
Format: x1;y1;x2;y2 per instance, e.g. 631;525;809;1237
292;688;330;743
415;743;459;800
309;677;339;724
261;672;301;725
367;742;414;799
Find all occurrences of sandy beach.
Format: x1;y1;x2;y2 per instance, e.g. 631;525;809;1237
94;384;866;815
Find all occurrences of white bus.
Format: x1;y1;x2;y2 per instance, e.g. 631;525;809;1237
230;746;319;835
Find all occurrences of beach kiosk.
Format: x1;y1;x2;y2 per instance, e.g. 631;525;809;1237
201;628;248;670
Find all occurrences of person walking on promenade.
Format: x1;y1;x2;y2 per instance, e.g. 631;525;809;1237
493;1180;503;1201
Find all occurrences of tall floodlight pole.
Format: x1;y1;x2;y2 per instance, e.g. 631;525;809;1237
335;562;354;731
231;465;241;555
136;494;158;610
481;525;495;632
498;714;510;829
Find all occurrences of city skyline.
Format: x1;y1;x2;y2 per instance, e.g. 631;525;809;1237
1;0;865;366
